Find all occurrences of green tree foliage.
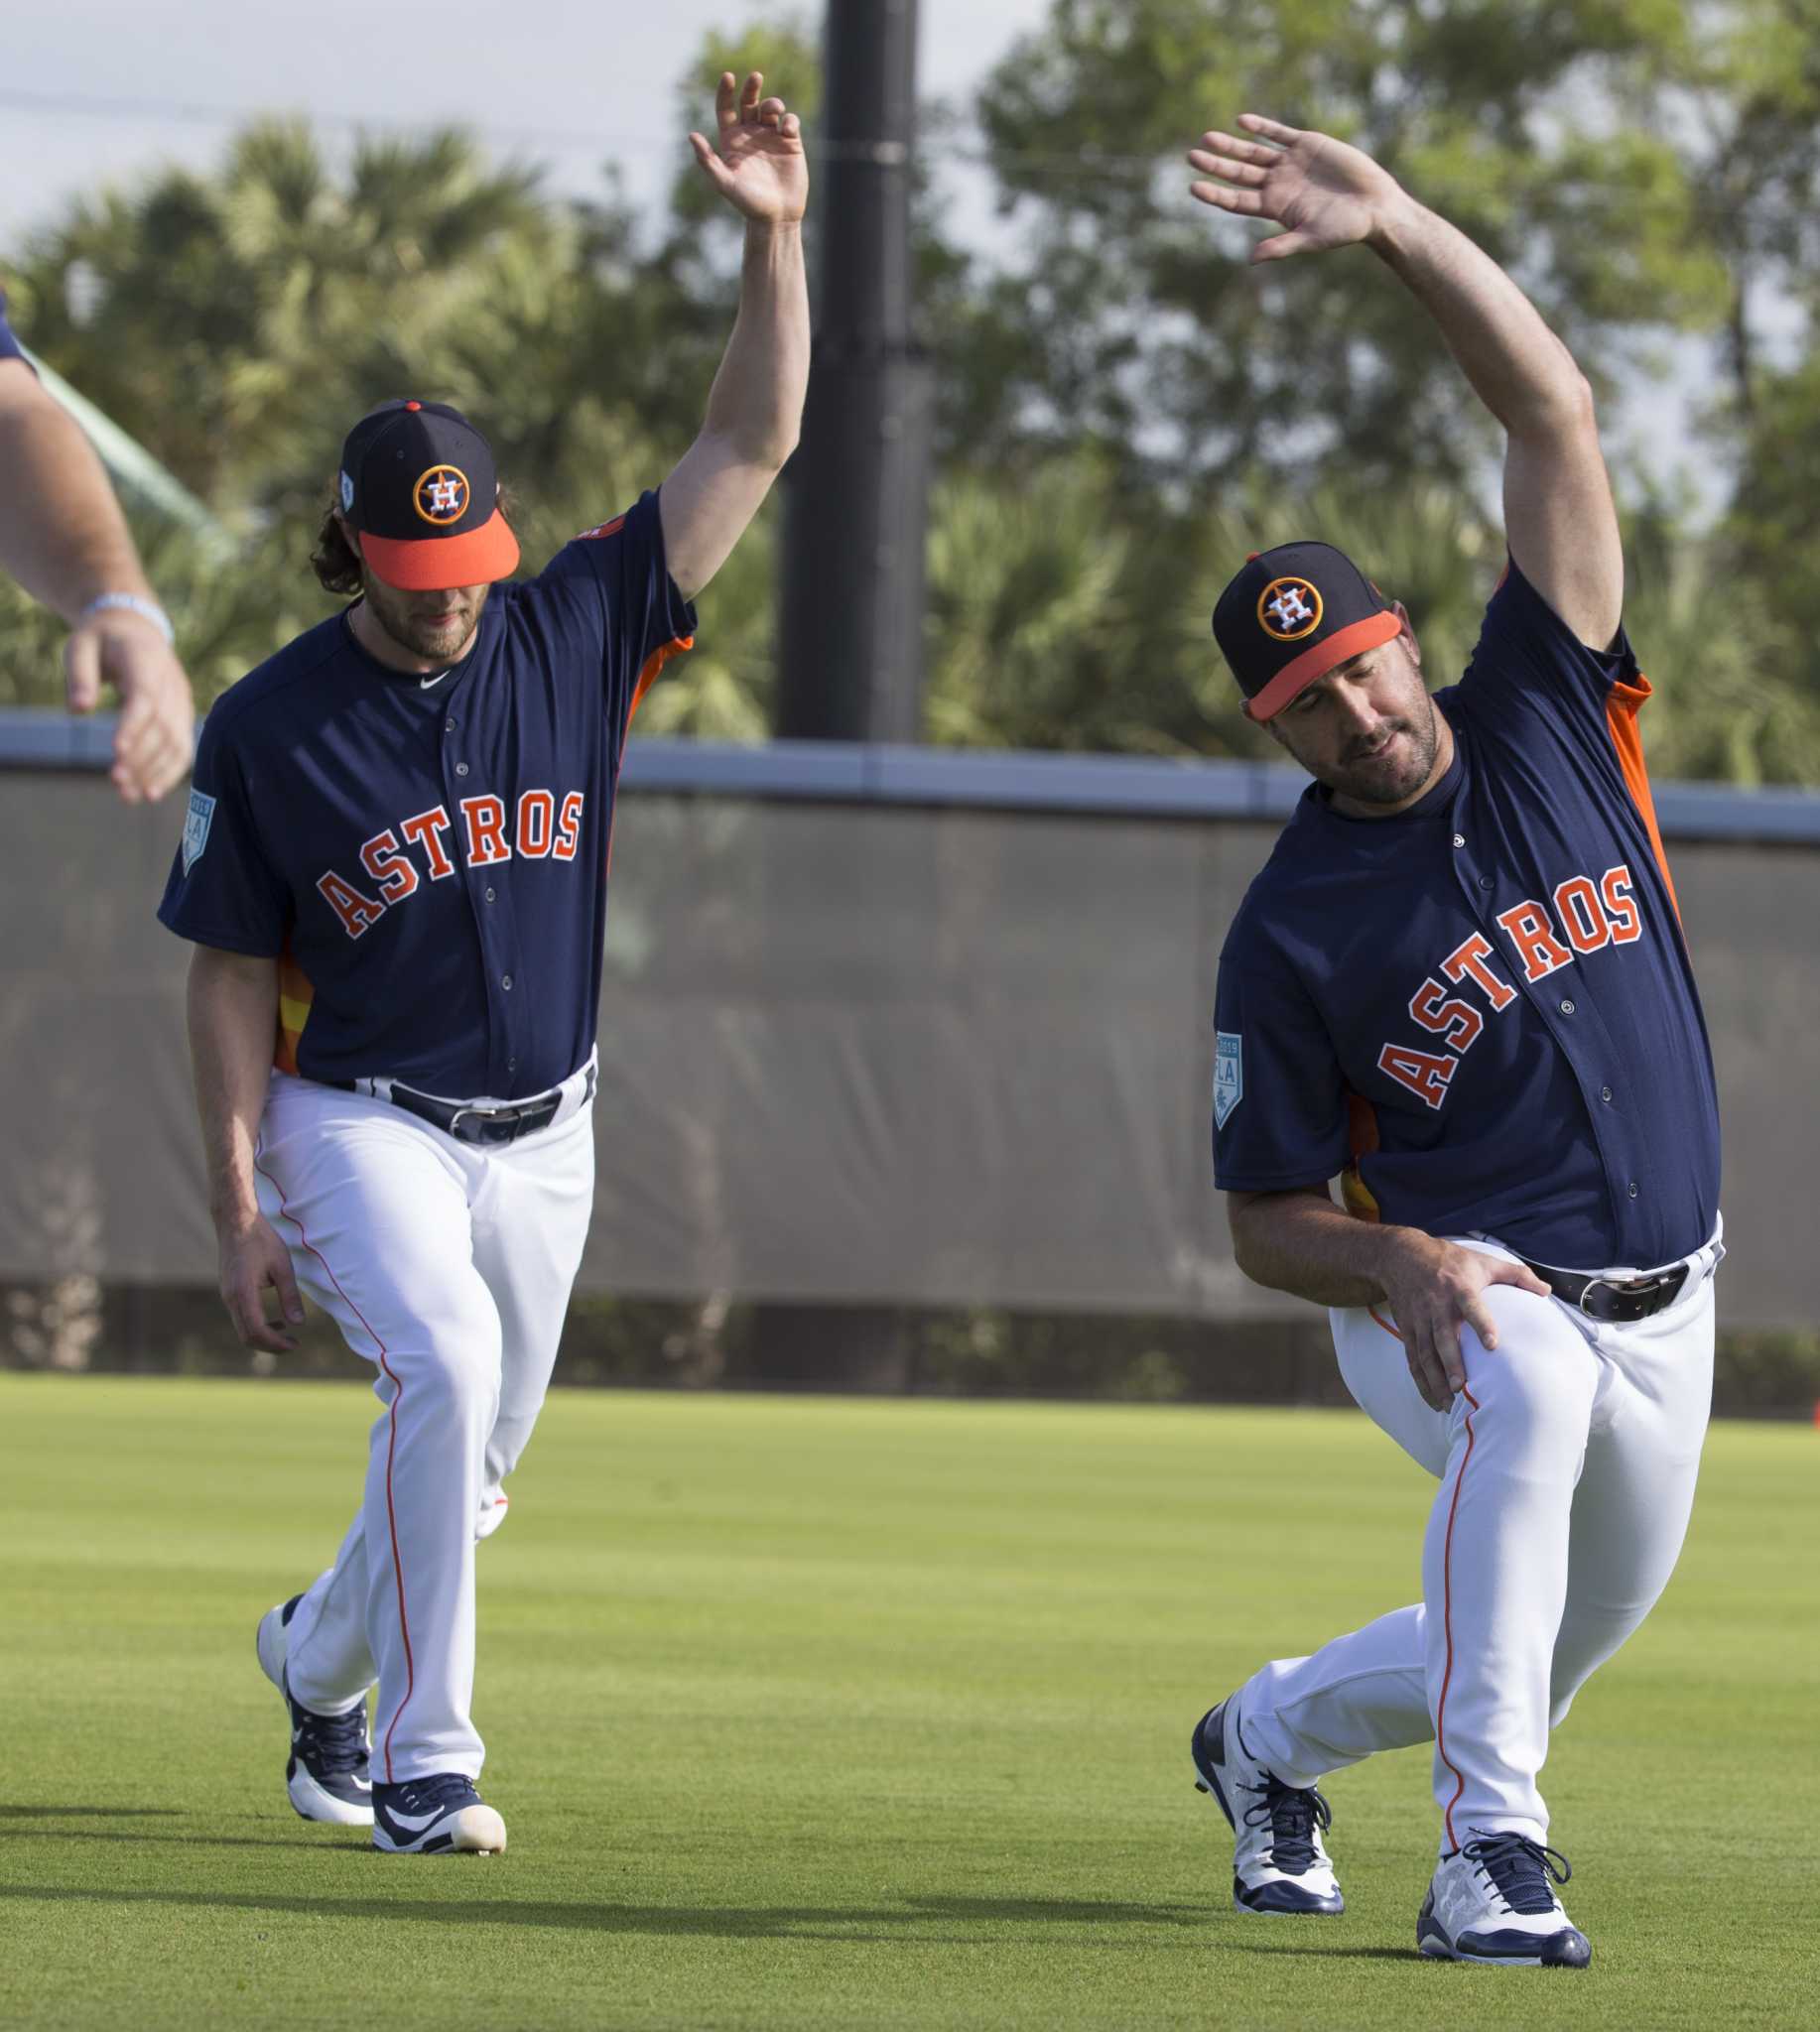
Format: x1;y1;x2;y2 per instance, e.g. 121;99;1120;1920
2;6;1816;779
936;0;1817;775
967;0;1745;491
0;119;742;723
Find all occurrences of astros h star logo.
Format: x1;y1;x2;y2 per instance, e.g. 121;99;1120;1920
414;465;470;526
1257;575;1324;642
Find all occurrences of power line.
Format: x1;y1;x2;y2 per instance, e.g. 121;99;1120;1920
0;84;678;155
1;82;1813;209
0;81;1210;182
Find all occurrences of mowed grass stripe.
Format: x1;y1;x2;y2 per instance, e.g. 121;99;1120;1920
0;1375;1813;2031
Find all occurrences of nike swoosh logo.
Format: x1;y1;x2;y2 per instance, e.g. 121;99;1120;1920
385;1804;452;1833
419;671;451;690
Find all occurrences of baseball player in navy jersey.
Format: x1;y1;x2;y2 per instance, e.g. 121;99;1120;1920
156;73;808;1856
1180;117;1724;1966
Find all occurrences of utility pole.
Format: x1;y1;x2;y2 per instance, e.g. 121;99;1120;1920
775;0;928;741
750;1;929;1391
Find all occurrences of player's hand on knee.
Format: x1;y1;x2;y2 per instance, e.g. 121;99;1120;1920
218;1215;306;1353
1378;1234;1551;1411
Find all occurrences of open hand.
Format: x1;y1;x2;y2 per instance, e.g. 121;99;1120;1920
1376;1234;1553;1412
690;71;808;226
1187;114;1406;264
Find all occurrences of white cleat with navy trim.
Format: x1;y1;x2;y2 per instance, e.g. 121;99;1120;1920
1417;1832;1592;1967
1191;1696;1344;1915
255;1595;374;1827
372;1774;507;1855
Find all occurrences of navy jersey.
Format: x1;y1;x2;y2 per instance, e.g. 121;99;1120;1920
1213;559;1720;1270
158;491;695;1100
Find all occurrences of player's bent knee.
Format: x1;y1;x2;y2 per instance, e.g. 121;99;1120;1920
380;1288;504;1416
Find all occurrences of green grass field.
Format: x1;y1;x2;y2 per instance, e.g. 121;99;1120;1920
2;1375;1814;2030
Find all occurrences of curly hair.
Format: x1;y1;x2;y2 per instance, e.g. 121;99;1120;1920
311;505;365;596
310;487;521;596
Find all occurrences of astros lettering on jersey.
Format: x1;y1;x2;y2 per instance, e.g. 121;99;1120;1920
1212;559;1720;1272
158;493;693;1101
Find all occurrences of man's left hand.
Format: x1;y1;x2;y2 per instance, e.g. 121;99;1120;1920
1188;114;1408;264
690;71;809;227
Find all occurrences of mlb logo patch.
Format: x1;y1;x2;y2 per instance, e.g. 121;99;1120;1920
181;788;216;875
1213;1030;1243;1130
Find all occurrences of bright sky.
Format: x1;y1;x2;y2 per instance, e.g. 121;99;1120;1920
0;0;1050;249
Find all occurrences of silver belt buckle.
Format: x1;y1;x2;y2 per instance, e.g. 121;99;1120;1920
1581;1265;1685;1320
1576;1276;1615;1320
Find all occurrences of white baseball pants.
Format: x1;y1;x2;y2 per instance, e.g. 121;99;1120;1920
251;1069;594;1784
1235;1228;1723;1852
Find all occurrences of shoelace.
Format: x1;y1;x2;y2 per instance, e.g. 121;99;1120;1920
386;1772;476;1816
1461;1830;1572;1916
294;1698;368;1780
1240;1777;1333;1873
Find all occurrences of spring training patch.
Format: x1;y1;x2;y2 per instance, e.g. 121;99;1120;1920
182;788;216;876
1214;1030;1243;1129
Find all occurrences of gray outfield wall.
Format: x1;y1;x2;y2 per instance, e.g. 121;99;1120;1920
3;720;1816;1329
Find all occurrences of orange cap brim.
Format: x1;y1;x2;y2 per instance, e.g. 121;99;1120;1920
1243;610;1404;722
361;508;521;591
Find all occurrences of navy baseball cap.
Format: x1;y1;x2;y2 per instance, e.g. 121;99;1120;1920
1213;542;1403;721
337;399;520;590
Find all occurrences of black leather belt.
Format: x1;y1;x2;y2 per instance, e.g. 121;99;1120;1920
331;1076;582;1147
1516;1256;1691;1323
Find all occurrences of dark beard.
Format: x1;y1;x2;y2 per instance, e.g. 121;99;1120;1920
1329;701;1440;806
364;586;483;665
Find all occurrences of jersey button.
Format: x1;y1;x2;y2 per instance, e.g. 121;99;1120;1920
1452;832;1465;848
455;761;469;777
1601;1084;1614;1102
1559;997;1576;1015
445;717;456;733
501;974;513;990
1627;1181;1639;1198
484;886;496;903
1478;875;1494;890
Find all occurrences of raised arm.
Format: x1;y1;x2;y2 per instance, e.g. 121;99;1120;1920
1187;115;1622;650
660;71;811;602
0;354;195;801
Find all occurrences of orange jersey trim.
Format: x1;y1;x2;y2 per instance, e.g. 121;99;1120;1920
1342;1091;1381;1222
607;634;695;880
1605;673;1680;923
274;942;315;1076
626;634;694;734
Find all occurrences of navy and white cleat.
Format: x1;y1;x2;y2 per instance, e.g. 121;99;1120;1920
1191;1696;1344;1915
372;1773;507;1855
1417;1831;1592;1967
255;1595;373;1827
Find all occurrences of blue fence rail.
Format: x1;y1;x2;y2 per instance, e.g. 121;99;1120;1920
5;706;1818;843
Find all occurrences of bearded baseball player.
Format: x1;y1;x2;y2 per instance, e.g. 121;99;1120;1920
156;74;808;1856
1184;117;1724;1966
